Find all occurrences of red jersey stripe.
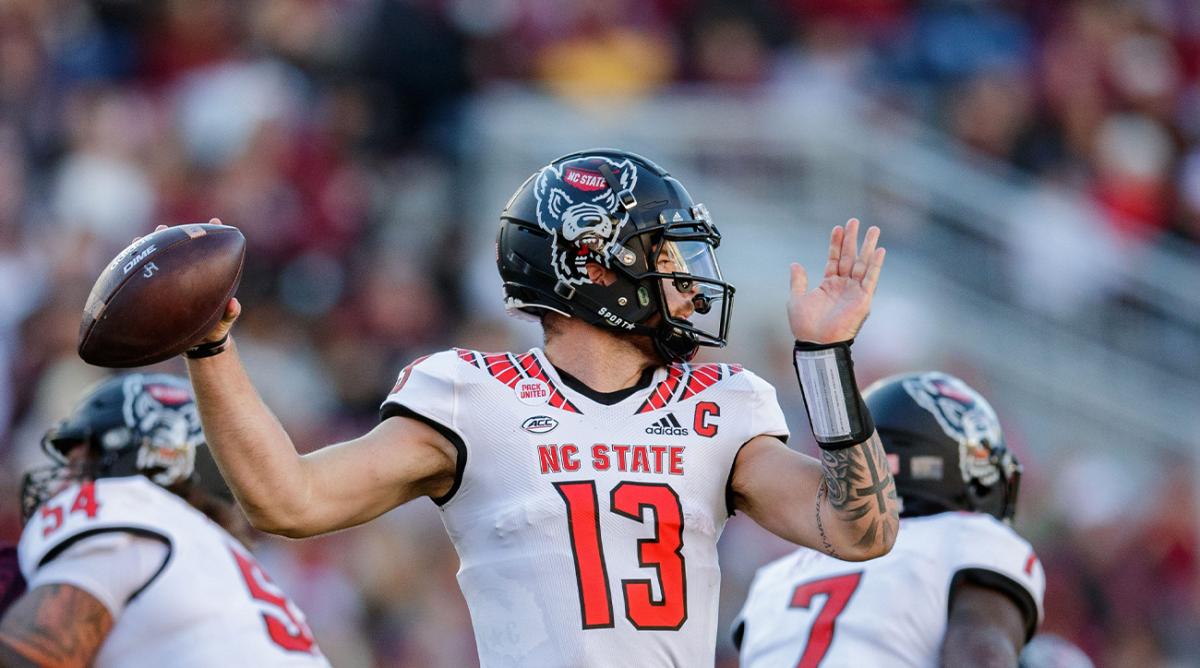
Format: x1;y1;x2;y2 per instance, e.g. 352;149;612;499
679;363;742;401
455;348;482;368
483;353;522;388
635;364;685;414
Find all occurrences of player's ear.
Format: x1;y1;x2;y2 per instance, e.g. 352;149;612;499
586;262;616;286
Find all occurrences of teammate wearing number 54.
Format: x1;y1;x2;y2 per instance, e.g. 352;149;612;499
0;374;329;668
185;149;900;667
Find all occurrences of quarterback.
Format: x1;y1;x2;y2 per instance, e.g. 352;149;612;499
0;374;329;668
735;372;1044;668
185;149;900;666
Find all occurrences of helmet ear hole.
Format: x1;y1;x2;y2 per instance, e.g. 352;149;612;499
100;427;134;451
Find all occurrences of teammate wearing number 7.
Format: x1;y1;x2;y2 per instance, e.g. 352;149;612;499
184;149;900;667
734;373;1045;667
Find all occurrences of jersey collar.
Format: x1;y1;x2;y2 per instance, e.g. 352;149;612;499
533;348;661;406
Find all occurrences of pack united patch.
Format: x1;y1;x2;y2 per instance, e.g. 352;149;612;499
456;348;582;414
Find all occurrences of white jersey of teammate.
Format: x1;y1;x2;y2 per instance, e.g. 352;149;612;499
735;512;1045;668
382;347;789;667
18;476;329;668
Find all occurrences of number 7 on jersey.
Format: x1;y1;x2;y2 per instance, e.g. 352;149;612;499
789;572;863;668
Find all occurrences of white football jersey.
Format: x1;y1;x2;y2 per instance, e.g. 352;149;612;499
735;512;1045;668
18;476;329;668
382;347;789;667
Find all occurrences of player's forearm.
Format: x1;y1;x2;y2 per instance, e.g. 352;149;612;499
186;339;316;536
0;584;112;668
940;627;1019;668
815;433;899;561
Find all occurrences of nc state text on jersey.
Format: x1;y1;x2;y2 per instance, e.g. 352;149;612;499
538;443;685;475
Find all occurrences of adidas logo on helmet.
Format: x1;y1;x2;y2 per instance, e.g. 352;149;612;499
645;413;689;436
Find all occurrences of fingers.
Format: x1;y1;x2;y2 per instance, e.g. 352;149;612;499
199;298;242;345
823;226;843;278
863;248;886;297
823;219;884;288
838;218;859;276
790;262;808;295
851;225;880;281
132;224;171;245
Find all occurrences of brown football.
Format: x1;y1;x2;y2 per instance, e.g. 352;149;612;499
78;223;245;368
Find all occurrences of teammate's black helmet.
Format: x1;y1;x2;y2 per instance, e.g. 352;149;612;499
863;372;1021;522
498;149;734;362
20;374;203;520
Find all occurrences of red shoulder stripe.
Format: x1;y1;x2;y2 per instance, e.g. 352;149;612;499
635;364;685;414
483;353;522;388
455;348;482;368
680;363;742;400
517;353;582;414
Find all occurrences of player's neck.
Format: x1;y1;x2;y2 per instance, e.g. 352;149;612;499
542;318;659;394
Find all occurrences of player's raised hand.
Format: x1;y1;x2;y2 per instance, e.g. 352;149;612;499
787;218;885;344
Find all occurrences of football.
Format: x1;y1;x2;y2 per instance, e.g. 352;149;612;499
78;223;245;368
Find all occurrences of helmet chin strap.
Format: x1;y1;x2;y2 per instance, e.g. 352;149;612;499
653;323;699;363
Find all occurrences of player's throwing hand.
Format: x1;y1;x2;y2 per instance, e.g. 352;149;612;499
133;220;241;348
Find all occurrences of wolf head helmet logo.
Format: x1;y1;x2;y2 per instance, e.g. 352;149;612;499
901;373;1004;487
533;155;638;286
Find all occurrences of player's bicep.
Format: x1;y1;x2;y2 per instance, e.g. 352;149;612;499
940;580;1026;668
0;583;114;668
730;435;823;545
298;413;459;534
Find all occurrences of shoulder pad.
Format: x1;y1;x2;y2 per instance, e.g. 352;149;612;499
380;350;466;429
937;513;1045;629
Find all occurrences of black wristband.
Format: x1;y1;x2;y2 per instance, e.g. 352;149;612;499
793;339;875;450
185;333;230;360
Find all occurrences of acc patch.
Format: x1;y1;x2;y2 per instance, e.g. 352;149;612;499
522;416;558;434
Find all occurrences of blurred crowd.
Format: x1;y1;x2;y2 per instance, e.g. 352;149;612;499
1;0;1198;666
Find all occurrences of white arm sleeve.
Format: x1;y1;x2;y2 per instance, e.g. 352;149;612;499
27;531;170;617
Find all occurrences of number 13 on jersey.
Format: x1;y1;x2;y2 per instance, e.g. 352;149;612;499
555;481;687;630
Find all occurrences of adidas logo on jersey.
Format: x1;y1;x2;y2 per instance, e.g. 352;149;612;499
645;413;689;436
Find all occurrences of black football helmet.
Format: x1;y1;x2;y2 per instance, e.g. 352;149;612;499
20;373;203;521
863;371;1021;522
497;149;734;362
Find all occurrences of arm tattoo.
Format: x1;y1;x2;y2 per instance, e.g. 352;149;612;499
0;584;113;668
814;478;839;558
819;434;900;551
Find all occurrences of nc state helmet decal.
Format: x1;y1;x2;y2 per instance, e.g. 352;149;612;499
121;375;201;486
901;373;1003;486
534;155;638;286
